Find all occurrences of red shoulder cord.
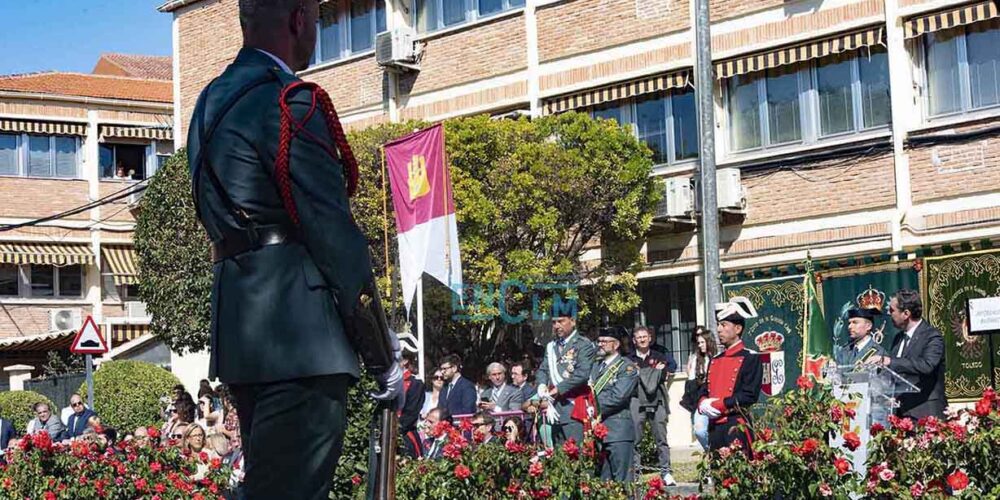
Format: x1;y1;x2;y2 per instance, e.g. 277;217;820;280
275;81;359;227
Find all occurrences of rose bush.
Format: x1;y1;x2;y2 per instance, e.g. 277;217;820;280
0;427;232;499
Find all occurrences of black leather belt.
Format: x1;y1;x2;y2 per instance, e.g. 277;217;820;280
211;225;297;263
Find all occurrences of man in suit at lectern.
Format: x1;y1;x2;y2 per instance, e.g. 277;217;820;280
866;289;947;420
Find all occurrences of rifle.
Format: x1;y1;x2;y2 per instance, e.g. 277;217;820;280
365;400;398;500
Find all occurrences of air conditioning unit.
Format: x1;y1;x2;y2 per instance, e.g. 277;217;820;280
49;308;82;332
716;168;747;212
655;177;695;220
126;190;143;207
125;301;148;319
376;28;420;71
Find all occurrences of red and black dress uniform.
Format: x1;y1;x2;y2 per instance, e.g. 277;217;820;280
698;340;762;453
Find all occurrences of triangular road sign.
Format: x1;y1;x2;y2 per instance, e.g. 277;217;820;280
70;315;109;355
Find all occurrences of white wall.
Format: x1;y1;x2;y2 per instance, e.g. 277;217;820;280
169;349;211;397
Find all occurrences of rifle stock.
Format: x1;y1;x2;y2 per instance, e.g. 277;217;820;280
366;402;398;500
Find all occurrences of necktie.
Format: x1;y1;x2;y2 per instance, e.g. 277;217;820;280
897;335;909;357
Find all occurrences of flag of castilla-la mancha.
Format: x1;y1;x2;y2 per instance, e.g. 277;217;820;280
384;124;463;312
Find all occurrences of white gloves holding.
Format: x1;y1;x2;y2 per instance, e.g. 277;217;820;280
370;330;405;410
698;398;722;418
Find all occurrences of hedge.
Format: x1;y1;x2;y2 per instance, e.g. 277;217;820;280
0;390;55;434
77;360;179;433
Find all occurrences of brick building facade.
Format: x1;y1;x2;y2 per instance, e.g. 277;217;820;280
161;0;1000;430
0;55;173;373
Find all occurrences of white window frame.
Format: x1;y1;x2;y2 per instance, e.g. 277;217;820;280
0;133;79;179
18;264;84;299
921;21;1000;119
313;0;387;65
591;89;701;169
99;142;152;181
724;49;891;155
412;0;523;34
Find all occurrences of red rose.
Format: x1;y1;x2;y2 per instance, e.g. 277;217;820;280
506;482;520;494
834;457;851;475
910;482;925;497
147;426;160;439
984;387;997;401
460;419;474;432
592;423;609;440
870;422;885;436
794;438;819;456
830;405;844;422
351;474;362;486
947;470;969;492
975;398;992;417
472;430;486;444
845;407;856;419
443;443;461;460
797;376;814;390
843;432;861;451
783;406;794;418
647;475;665;490
210;457;222;470
454;464;472;480
759;428;773;442
722;477;738;489
155;483;166;494
199;451;209;462
561;439;580;459
150;461;163;474
2;477;12;489
579;482;591;494
193;494;205;500
44;492;56;500
135;478;148;491
528;461;544;477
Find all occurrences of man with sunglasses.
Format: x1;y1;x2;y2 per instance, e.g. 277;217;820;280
65;394;98;440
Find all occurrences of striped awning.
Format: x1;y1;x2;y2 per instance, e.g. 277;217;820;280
0;242;94;266
99;125;173;141
904;1;999;39
102;323;150;344
101;245;138;286
0;119;86;136
543;71;691;115
716;27;885;79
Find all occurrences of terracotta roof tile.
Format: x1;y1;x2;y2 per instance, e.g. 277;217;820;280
93;53;173;80
0;72;172;103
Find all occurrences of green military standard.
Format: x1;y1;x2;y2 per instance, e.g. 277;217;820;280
591;328;639;483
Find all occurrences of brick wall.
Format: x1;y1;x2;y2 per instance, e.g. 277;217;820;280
741;152;897;226
98;182;137;223
536;0;688;62
0;178;90;220
304;55;386;112
709;0;784;21
908;133;1000;204
400;15;527;96
177;0;242;145
0;305;93;339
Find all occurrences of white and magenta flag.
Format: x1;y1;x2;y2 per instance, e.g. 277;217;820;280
384;124;463;312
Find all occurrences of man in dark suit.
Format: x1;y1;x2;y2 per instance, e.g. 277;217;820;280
628;326;677;486
0;409;15;455
535;313;596;445
866;289;947;420
188;1;401;497
511;361;536;404
439;355;477;416
65;393;98;440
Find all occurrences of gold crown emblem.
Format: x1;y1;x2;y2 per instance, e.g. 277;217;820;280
755;331;785;353
856;285;886;313
407;155;431;201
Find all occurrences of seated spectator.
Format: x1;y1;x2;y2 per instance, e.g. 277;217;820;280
420;368;445;420
182;423;208;454
65;394;98;439
421;408;452;460
470;412;496;445
131;426;150;448
503;416;523;444
0;408;14;462
196;395;222;433
60;394;91;426
26;403;65;441
169;423;190;445
216;384;241;449
207;433;231;461
163;398;195;438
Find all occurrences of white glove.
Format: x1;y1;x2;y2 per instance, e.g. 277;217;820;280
537;384;549;399
370;330;404;409
698;398;722;418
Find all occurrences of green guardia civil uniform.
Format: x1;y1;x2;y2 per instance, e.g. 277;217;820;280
591;354;639;482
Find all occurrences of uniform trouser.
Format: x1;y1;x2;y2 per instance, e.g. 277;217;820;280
599;441;635;482
708;416;753;456
231;374;350;500
631;401;672;474
551;419;585;445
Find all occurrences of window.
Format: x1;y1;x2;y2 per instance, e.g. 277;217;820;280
0;265;17;296
0;134;17;176
314;0;386;64
99;143;148;180
591;89;700;167
414;0;523;33
726;45;890;153
924;19;1000;117
632;275;698;369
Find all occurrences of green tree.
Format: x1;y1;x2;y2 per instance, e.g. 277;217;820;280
77;360;180;433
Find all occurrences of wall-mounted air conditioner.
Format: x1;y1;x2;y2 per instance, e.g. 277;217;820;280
654;177;695;220
49;308;82;332
376;28;420;71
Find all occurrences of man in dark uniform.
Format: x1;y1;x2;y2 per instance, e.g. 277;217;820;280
187;1;401;498
628;325;677;486
698;297;763;454
591;328;639;483
536;313;596;445
836;307;887;367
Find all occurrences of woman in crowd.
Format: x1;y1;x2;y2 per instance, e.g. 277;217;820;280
182;423;208;454
197;395;223;434
686;326;716;450
207;433;231;461
215;384;241;450
163;396;195;439
503;416;523;444
420;368;446;420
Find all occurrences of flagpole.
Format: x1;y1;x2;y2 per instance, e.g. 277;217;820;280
380;146;392;307
416;276;426;381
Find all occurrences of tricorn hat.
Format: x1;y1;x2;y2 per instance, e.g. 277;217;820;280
715;296;759;327
847;307;880;322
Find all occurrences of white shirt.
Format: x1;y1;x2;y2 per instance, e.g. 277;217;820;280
603;353;620;367
255;49;293;75
855;336;873;353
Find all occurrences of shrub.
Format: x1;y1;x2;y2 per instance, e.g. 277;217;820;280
77;361;179;433
0;390;54;433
